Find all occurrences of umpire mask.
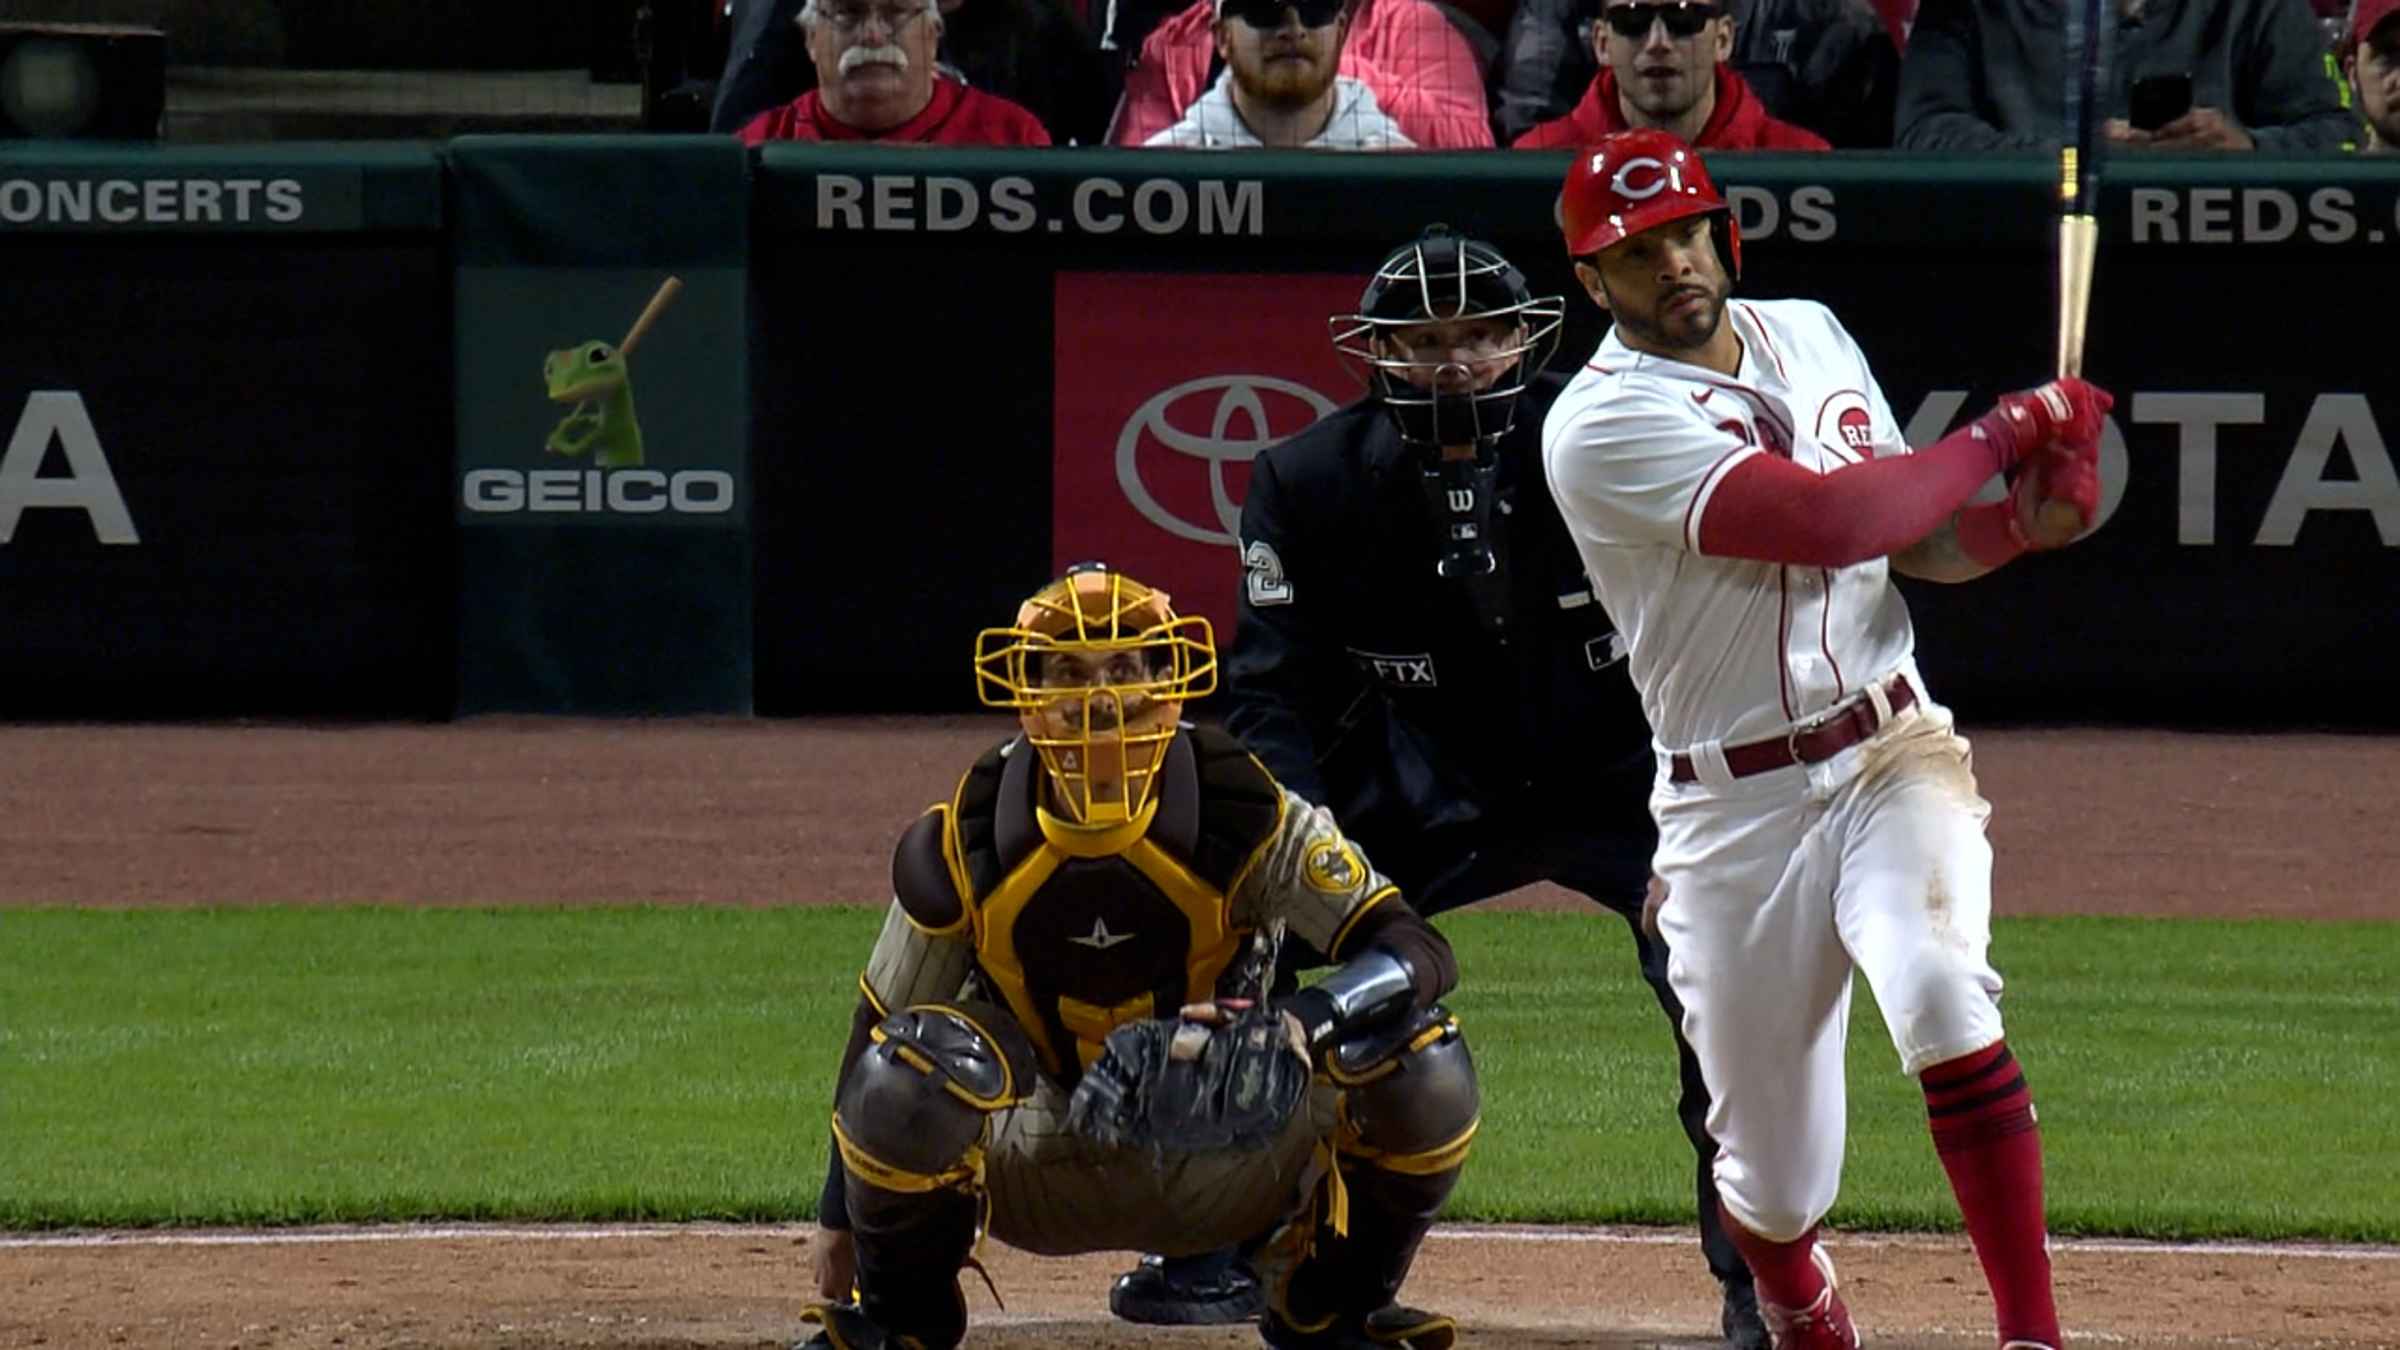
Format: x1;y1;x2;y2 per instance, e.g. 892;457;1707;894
1330;225;1565;459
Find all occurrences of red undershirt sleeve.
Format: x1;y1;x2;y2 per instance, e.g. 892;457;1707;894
1694;420;2013;567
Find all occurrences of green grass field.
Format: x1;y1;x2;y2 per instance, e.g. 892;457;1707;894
1;908;2390;1240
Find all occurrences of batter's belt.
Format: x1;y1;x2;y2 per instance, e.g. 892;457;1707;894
1669;674;1918;784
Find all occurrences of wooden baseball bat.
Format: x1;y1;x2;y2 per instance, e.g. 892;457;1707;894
619;276;684;357
2043;0;2109;539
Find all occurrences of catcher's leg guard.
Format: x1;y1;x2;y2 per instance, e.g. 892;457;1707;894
831;1001;1034;1350
1265;1006;1477;1349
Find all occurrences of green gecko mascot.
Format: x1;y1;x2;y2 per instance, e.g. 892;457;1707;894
542;340;643;468
540;276;683;470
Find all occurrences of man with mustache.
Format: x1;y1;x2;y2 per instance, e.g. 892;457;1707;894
1145;0;1415;145
1541;129;2111;1350
735;0;1052;143
1513;0;1831;147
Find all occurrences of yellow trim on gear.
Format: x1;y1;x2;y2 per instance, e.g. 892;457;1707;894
946;766;987;948
969;844;1072;1076
1326;884;1400;959
1341;1117;1481;1176
1122;837;1245;1007
1035;797;1157;857
898;804;975;940
830;1111;984;1194
858;973;888;1018
916;1001;1024;1108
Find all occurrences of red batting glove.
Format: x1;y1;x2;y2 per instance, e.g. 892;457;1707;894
1958;435;2102;566
1974;377;2115;468
2016;437;2102;549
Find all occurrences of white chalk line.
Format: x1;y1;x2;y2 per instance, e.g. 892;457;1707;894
1;1221;2392;1261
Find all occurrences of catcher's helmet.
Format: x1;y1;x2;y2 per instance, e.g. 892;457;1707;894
973;564;1216;827
1330;224;1565;451
1556;129;1742;278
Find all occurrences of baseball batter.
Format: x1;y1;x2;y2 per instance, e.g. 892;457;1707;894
1537;130;2112;1350
798;565;1478;1350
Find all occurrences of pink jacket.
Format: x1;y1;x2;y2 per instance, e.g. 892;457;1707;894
1108;0;1495;148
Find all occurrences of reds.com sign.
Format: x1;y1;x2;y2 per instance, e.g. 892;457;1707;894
1051;272;1361;639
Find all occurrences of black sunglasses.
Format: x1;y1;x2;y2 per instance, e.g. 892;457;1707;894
1222;0;1347;29
1601;1;1723;38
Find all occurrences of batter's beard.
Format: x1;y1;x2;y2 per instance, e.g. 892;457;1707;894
1603;278;1727;355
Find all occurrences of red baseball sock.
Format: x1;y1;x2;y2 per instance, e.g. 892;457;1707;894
1923;1041;2062;1348
1715;1201;1828;1311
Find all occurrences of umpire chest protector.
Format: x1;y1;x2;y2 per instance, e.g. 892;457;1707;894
891;725;1284;1084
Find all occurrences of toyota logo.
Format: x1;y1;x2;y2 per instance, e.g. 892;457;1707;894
1116;375;1339;545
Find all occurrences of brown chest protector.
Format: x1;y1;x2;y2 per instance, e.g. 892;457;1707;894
948;725;1283;1085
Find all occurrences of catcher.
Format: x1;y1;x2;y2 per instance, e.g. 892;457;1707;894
797;564;1479;1350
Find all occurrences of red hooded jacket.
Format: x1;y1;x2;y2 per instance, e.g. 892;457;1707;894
1513;66;1830;150
738;78;1051;146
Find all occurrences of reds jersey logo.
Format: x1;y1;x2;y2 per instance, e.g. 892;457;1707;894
1814;392;1881;461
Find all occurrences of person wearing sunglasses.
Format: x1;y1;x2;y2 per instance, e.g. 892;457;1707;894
733;0;1055;143
1495;0;1894;147
1107;0;1496;147
1513;0;1831;147
1145;0;1417;146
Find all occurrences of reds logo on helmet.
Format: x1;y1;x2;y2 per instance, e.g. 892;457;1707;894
1606;156;1683;202
1557;128;1742;277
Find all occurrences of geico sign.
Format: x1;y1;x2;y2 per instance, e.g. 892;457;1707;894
462;468;736;515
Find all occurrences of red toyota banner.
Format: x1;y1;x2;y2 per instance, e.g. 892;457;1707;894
1051;271;1363;645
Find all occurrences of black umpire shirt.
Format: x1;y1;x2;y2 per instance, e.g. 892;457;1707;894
1222;373;1655;890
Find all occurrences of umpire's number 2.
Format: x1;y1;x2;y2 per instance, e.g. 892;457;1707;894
1244;540;1294;607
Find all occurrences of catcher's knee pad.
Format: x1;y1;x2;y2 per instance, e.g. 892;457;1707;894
1328;1006;1479;1172
833;1000;1034;1195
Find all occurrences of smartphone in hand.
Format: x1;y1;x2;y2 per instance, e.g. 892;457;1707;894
2129;72;2195;131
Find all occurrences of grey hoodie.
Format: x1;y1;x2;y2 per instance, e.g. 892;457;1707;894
1145;71;1417;147
1894;0;2358;151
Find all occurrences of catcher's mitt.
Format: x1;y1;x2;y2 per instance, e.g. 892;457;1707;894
1066;1006;1311;1154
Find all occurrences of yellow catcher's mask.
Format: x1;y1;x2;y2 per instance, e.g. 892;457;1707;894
973;566;1217;826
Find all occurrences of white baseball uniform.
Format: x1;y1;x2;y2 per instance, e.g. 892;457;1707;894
1541;298;2008;1243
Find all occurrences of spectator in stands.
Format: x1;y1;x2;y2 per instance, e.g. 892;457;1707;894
1513;0;1836;146
2347;0;2400;150
715;0;1107;143
1494;0;1895;146
1109;0;1496;145
1146;0;1417;145
736;0;1053;143
1895;0;2357;150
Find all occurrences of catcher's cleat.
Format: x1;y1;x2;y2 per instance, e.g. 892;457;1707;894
1259;1303;1458;1350
1110;1250;1265;1325
792;1301;927;1350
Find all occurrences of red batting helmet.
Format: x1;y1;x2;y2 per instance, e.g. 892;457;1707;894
1556;129;1742;277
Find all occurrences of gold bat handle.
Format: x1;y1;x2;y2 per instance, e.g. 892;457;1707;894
2055;215;2098;379
2041;214;2103;539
